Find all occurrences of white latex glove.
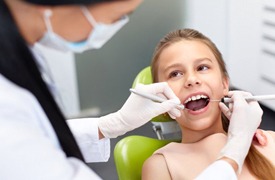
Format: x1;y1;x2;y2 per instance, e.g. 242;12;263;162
98;82;181;138
219;91;263;173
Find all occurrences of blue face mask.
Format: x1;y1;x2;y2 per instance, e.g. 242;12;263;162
38;7;129;53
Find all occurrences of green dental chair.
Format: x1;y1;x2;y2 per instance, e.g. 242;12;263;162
114;66;181;180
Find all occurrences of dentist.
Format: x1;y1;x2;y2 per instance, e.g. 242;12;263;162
0;0;263;179
0;1;183;179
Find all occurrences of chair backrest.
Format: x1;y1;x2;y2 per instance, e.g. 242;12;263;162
114;135;175;180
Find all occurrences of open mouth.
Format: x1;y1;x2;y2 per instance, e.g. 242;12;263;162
184;94;210;111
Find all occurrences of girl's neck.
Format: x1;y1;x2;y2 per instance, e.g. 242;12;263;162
181;120;226;144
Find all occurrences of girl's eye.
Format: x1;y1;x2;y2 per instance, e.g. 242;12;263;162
198;65;209;71
169;71;182;78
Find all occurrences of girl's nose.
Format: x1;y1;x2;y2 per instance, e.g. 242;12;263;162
184;73;201;87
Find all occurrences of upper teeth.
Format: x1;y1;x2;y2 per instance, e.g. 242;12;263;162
184;95;208;104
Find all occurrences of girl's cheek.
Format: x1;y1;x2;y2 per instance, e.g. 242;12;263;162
168;82;181;95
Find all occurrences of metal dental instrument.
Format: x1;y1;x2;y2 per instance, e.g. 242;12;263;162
130;88;275;110
211;95;275;103
129;88;185;110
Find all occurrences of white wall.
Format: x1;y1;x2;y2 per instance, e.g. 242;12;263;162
227;0;275;110
184;0;228;59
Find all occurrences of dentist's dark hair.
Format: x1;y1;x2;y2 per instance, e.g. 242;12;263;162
0;1;84;160
151;28;275;179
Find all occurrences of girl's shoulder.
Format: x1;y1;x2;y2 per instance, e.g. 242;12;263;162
265;130;275;141
260;129;275;143
253;129;275;163
142;152;172;180
252;129;275;148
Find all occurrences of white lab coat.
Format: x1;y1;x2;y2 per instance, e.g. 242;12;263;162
0;74;110;180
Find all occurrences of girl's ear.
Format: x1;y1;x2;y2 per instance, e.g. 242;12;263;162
222;77;229;96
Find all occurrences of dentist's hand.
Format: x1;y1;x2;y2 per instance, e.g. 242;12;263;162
98;82;181;138
221;95;267;146
219;91;263;173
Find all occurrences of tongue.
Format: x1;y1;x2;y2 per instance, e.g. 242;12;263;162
186;99;207;111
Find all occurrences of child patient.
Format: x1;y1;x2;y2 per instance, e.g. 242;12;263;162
142;28;275;179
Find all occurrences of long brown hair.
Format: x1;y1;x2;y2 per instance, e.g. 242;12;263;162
151;28;275;179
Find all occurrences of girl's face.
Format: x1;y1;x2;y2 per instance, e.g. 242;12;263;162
157;40;229;142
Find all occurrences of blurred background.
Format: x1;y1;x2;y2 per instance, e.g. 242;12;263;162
37;0;275;179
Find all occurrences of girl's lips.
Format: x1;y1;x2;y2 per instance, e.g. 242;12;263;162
187;101;209;115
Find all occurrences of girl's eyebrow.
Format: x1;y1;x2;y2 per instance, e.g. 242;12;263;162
163;63;183;73
163;58;213;73
195;58;213;64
